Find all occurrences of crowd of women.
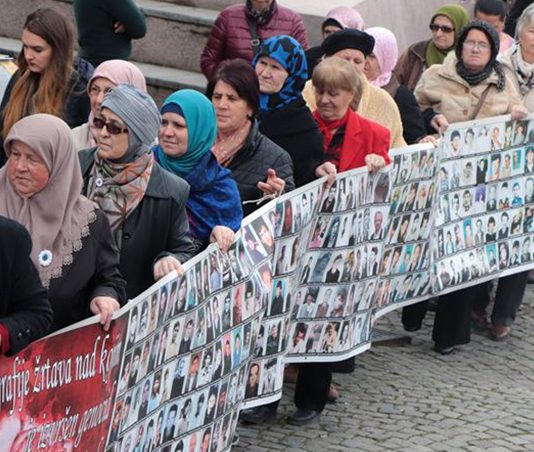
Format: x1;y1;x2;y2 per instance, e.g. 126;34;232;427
0;0;533;434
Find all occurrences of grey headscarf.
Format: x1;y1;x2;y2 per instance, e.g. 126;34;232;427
101;84;160;161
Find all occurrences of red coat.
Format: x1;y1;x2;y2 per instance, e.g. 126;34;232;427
316;109;391;172
200;2;309;80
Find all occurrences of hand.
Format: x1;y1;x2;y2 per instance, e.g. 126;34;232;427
430;114;449;133
257;168;285;197
364;153;386;173
418;135;439;147
315;162;337;188
90;296;120;331
511;104;529;120
154;256;184;280
210;226;235;252
113;21;126;33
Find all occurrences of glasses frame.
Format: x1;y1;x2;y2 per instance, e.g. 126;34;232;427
93;117;129;135
429;23;455;34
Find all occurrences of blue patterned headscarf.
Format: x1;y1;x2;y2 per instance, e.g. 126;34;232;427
154;89;217;177
252;35;308;113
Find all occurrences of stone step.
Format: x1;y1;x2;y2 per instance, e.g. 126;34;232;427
0;36;207;106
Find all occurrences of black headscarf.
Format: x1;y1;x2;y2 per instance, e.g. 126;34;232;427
455;20;505;90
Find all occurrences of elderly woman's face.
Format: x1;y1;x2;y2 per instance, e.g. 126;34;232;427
363;53;381;82
461;29;491;72
519;20;534;63
255;56;288;94
89;77;115;117
7;140;50;198
332;49;366;73
212;80;252;134
160;112;188;158
315;86;354;121
430;15;456;50
96;108;130;160
22;29;53;74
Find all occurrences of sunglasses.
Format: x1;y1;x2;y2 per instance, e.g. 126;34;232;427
429;23;455;34
93;117;129;135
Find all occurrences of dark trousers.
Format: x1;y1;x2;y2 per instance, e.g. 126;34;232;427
432;285;483;347
473;272;528;326
294;362;331;412
402;300;429;330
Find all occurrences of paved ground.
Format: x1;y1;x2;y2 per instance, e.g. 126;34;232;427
235;285;534;452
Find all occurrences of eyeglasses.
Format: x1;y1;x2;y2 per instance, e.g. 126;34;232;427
429;23;455;34
93;117;129;135
463;40;491;51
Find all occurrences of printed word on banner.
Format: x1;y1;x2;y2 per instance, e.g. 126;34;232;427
0;319;127;450
108;233;269;452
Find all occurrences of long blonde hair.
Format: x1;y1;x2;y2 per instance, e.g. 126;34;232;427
2;8;74;139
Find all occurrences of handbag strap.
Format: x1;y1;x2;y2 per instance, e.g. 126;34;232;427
470;84;492;120
246;17;262;55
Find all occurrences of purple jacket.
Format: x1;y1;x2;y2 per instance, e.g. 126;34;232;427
200;2;309;80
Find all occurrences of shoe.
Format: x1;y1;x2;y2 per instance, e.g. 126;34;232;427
471;309;490;331
527;270;534;284
284;364;299;384
327;383;339;403
403;323;421;332
490;324;511;341
240;406;276;424
434;344;455;355
287;408;321;426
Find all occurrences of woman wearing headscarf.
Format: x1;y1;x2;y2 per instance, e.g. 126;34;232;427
0;114;125;332
153;89;243;253
208;59;295;217
79;84;196;299
395;4;470;91
414;21;527;352
305;6;365;74
364;27;426;145
252;35;334;188
72;59;147;150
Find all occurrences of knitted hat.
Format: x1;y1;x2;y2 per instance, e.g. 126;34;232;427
101;84;160;149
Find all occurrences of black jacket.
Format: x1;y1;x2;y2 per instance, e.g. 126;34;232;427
79;149;197;299
392;84;426;145
258;97;324;188
0;57;94;166
227;120;295;217
49;210;127;332
0;216;53;354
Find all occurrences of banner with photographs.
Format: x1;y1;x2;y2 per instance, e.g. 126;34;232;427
432;115;534;295
0;318;127;450
1;114;533;450
107;224;271;451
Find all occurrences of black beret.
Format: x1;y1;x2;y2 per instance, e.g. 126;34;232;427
322;29;375;57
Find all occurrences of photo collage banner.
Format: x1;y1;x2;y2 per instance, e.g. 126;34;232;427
0;114;533;451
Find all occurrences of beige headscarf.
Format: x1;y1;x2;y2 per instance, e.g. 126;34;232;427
0;114;96;287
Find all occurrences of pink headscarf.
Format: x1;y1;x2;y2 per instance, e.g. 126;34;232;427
365;27;398;88
324;6;365;31
87;60;147;147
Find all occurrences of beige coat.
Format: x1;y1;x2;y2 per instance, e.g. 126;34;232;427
71;122;91;151
415;53;523;122
499;46;534;113
303;76;406;148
